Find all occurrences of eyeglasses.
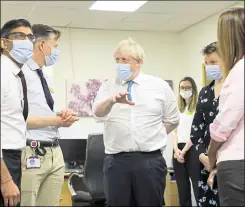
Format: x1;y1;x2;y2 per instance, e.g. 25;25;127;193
5;32;36;43
180;87;192;91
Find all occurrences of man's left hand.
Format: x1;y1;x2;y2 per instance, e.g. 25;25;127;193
57;109;79;127
60;116;79;127
57;109;77;121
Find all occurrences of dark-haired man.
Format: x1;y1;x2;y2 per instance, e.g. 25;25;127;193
1;19;35;207
20;24;79;206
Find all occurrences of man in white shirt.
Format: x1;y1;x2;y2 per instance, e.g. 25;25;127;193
1;19;35;207
92;38;180;206
20;24;78;206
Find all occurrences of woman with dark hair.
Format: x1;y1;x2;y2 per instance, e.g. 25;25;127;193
172;77;200;206
188;42;222;207
208;7;244;206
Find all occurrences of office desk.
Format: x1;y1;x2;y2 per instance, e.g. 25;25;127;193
59;173;72;206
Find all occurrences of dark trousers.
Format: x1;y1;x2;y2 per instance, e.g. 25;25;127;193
217;159;244;206
0;150;22;207
172;143;200;206
103;150;167;207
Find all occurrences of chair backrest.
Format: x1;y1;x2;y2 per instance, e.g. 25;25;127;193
83;133;105;200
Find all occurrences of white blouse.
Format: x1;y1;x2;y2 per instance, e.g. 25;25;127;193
177;108;195;143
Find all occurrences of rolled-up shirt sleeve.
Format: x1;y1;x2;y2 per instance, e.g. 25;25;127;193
92;81;111;123
162;82;180;124
210;67;244;142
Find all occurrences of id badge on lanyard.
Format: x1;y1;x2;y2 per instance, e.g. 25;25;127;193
26;141;41;169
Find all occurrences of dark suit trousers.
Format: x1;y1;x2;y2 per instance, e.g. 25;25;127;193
0;149;22;207
103;150;167;207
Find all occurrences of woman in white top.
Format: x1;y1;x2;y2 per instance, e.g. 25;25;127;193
172;77;200;206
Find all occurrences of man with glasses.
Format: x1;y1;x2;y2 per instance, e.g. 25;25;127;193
20;24;79;206
1;19;35;207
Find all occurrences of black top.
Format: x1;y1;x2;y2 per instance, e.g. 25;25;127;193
190;81;219;155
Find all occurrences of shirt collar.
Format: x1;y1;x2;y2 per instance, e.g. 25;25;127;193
1;54;21;76
122;72;143;86
26;58;41;71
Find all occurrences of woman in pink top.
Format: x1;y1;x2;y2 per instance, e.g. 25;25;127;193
208;7;244;206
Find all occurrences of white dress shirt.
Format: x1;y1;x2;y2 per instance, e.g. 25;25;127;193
92;73;179;154
21;58;60;141
177;108;194;143
1;55;27;158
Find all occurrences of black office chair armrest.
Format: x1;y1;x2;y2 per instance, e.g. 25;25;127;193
69;173;90;193
72;191;92;202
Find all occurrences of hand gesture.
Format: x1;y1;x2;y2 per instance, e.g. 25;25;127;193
112;92;135;105
60;116;79;127
1;179;20;206
57;109;79;127
57;109;77;121
174;148;185;163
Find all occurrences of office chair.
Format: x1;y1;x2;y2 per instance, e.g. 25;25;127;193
68;134;106;207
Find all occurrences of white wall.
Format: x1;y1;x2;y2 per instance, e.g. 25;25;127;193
180;1;244;88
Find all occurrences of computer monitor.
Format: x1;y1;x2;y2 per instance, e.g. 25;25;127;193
59;139;87;166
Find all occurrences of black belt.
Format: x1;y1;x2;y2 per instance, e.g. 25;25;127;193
111;149;162;157
26;139;59;156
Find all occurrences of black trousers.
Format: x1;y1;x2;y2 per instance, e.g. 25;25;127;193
103;150;167;207
0;149;22;207
217;159;244;206
172;143;200;206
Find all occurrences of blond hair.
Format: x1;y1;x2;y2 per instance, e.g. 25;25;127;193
113;37;145;61
217;7;244;78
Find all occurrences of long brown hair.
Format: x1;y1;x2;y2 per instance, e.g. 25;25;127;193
178;77;198;113
217;7;244;78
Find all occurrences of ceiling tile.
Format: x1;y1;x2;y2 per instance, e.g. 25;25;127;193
29;7;77;19
101;21;165;32
27;17;71;27
37;1;94;10
123;13;174;23
69;11;129;28
1;1;37;7
138;1;238;15
1;4;33;24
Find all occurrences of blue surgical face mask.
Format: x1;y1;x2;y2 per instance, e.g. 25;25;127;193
205;65;223;80
8;40;33;64
116;64;133;80
45;47;60;67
